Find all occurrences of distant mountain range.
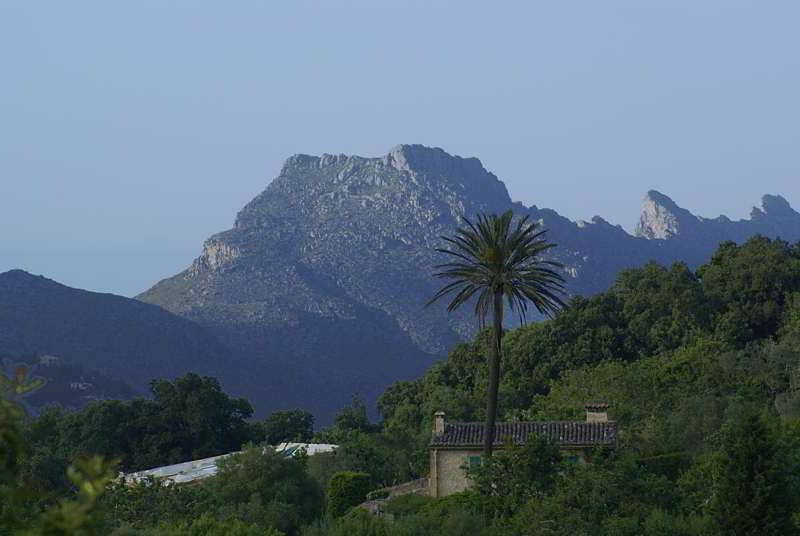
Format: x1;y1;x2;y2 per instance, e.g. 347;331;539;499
3;145;799;421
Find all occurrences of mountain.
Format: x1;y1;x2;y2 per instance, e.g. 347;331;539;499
138;145;799;421
0;269;237;395
139;145;509;420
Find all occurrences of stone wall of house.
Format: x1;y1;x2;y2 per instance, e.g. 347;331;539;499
430;448;482;497
430;447;589;497
357;477;431;517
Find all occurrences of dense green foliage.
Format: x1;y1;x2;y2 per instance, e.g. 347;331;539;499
466;435;562;518
707;408;795;535
206;447;323;534
3;236;800;534
21;372;254;499
1;400;28;531
0;400;119;535
253;409;315;444
144;513;279;536
326;472;373;518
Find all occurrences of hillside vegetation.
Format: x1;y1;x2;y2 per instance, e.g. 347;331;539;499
2;236;800;535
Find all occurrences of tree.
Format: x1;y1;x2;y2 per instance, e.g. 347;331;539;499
21;373;255;478
316;397;376;444
258;410;315;445
150;373;254;460
428;210;565;456
707;409;796;536
698;237;800;343
1;400;27;531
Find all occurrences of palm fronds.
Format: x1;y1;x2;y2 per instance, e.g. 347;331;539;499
427;210;566;327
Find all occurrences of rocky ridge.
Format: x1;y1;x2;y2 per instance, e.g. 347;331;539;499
635;190;800;265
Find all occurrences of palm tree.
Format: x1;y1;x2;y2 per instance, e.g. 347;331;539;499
428;210;566;457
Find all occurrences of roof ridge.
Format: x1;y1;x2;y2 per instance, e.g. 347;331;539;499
445;420;617;425
431;420;618;448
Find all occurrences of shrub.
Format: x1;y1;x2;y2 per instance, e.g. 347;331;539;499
383;493;432;516
208;446;323;534
365;489;389;501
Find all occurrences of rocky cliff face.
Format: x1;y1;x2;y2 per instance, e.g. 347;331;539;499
138;145;799;421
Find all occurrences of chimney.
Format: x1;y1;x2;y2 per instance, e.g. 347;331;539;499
585;403;609;423
433;411;446;435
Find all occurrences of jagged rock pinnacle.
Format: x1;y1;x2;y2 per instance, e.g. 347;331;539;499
635;190;697;239
636;190;799;241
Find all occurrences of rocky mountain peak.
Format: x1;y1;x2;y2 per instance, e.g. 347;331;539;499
635;190;698;239
232;145;511;233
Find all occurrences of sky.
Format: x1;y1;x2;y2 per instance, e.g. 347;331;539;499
2;1;799;297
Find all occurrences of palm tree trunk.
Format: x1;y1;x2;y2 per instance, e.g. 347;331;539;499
483;290;504;458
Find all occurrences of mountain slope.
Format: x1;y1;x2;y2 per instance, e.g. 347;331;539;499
0;269;237;394
138;145;799;421
1;352;138;414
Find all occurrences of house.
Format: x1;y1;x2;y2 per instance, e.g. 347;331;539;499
428;404;618;497
38;355;60;365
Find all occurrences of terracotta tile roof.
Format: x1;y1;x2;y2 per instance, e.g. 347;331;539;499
430;421;618;448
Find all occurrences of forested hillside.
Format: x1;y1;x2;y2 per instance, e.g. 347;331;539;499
2;236;800;535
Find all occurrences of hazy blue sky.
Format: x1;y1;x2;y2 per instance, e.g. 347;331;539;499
2;1;799;297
